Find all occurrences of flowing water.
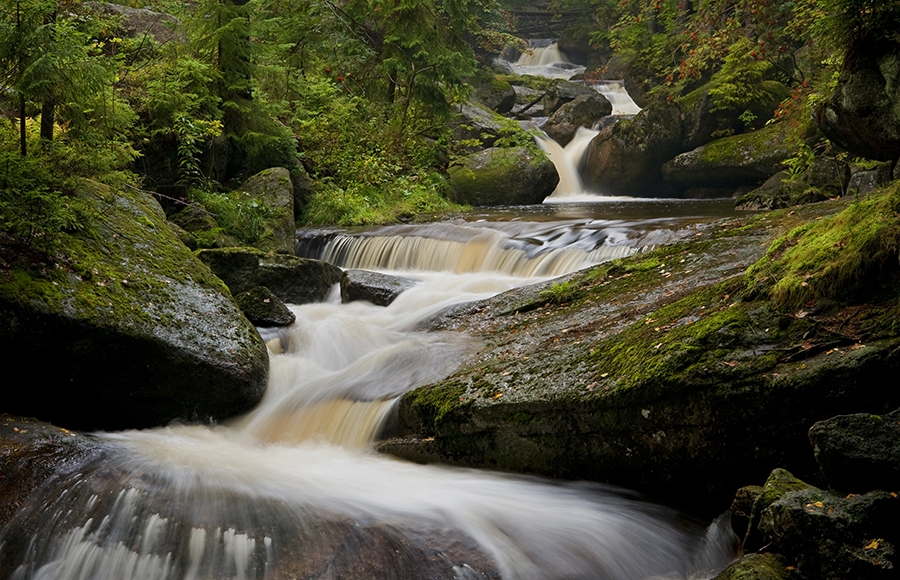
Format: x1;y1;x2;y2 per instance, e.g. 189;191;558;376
0;202;745;580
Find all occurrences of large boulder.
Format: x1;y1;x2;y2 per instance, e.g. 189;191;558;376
662;122;798;191
542;94;612;146
234;286;296;327
447;146;558;206
197;247;343;305
85;2;185;44
816;39;900;161
471;72;517;114
584;101;683;197
808;408;900;494
0;182;269;431
238;167;295;254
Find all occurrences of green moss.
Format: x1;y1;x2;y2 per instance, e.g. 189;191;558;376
403;383;470;435
745;183;900;307
0;180;231;331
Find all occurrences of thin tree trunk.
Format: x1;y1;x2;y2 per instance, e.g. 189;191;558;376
40;100;54;141
19;94;26;157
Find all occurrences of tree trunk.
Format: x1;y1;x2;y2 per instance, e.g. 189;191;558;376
19;94;26;157
40;100;54;141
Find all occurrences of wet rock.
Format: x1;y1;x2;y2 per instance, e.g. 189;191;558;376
542;94;612;147
0;416;105;532
710;553;790;580
238;167;295;254
447;146;558;206
817;38;900;161
584;101;683;197
662;122;797;191
290;163;316;219
235;286;296;327
167;219;197;250
808;408;900;493
341;270;418;307
0;182;269;431
542;79;598;116
197;247;343;305
759;486;899;579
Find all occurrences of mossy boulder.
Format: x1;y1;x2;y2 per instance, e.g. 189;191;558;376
543;93;612;146
735;172;830;211
808;408;900;494
0;182;269;430
235;285;296;327
662;122;798;191
167;203;239;249
447;146;558;206
817;39;900;161
238;167;295;254
197;247;343;305
584;101;683;197
341;269;418;307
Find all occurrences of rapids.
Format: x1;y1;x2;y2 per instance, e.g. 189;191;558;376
0;205;743;580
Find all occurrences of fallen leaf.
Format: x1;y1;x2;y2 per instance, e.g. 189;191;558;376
865;539;882;551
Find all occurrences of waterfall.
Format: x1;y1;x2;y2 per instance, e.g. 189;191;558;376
505;40;585;79
0;214;739;580
537;127;601;199
594;81;643;117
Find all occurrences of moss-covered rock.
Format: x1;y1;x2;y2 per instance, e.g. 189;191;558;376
470;70;517;114
238;167;295;254
584;101;683;197
197;247;343;304
0;182;269;430
817;39;900;161
447;146;558;206
662;122;799;190
168;203;240;249
542;79;598;116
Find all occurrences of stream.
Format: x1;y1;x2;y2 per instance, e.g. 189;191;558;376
0;42;748;580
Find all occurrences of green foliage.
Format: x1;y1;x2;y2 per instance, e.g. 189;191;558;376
539;280;581;305
188;187;276;244
303;172;458;227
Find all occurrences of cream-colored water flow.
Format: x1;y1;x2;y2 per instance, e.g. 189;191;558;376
538;127;601;198
594;81;643;117
0;212;740;580
508;39;586;79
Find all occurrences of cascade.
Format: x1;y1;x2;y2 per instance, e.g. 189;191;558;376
0;209;741;580
537;126;601;199
506;39;585;79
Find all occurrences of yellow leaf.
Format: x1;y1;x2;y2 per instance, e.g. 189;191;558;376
865;539;882;550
